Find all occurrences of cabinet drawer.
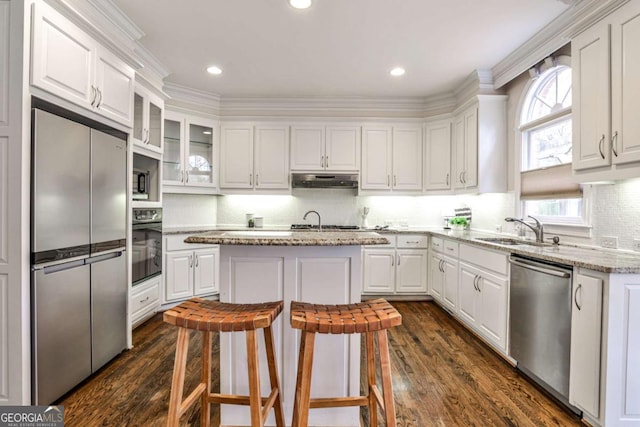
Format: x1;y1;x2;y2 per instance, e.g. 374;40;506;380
131;279;160;319
165;234;218;251
443;239;459;257
397;235;428;248
368;234;395;248
459;244;508;276
431;237;444;252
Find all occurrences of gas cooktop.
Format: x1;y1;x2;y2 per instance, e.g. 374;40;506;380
290;224;360;230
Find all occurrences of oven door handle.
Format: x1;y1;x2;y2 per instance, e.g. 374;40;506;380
509;256;571;278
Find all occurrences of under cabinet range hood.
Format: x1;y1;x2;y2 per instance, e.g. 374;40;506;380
291;173;358;189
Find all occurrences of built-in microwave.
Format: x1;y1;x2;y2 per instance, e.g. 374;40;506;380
132;168;149;200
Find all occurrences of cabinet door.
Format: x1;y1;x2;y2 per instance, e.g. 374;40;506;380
290;126;324;170
392;127;423;191
362;249;395;293
255;125;290;189
477;271;508;351
442;256;458;311
162;113;184;184
325;126;360;171
610;1;640;165
220;124;253;189
462;106;478;188
194;248;219;296
186;119;216;187
361;127;392;190
31;2;95;108
570;273;603;417
572;22;611;171
94;47;134;126
165;251;194;302
453;115;466;189
396;249;427;293
458;263;479;324
134;89;164;153
424;120;452;191
429;254;444;302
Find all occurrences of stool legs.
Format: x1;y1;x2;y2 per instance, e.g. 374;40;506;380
246;330;263;426
263;325;286;427
167;327;192;427
201;331;212;426
292;330;316;427
377;329;397;427
365;332;378;427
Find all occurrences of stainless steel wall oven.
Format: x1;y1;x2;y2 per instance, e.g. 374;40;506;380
132;208;162;285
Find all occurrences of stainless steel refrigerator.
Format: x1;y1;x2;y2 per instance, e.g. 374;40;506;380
31;108;127;405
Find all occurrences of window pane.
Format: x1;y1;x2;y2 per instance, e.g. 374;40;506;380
525;65;572;123
523;118;572;171
524;198;582;219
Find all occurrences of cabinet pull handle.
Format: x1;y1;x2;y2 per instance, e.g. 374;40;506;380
406;241;419;244
256;173;259;186
189;255;193;268
387;175;390;187
397;254;400;266
611;131;619;157
391;255;394;267
446;173;449;186
195;255;199;267
145;129;150;144
321;156;324;168
96;88;103;108
459;172;464;184
393;175;397;187
140;296;149;304
180;169;184;183
325;156;329;168
574;284;582;311
249;173;253;186
598;134;605;159
90;86;97;106
439;259;444;272
185;170;189;183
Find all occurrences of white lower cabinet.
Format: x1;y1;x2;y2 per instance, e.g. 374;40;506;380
130;275;161;328
363;235;428;295
429;237;458;311
570;271;603;419
164;234;219;303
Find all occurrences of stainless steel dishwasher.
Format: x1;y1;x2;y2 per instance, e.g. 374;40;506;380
509;255;580;414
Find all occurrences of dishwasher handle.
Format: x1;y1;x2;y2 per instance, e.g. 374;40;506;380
509;256;571;278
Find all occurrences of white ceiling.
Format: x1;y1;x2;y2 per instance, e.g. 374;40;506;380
111;0;570;98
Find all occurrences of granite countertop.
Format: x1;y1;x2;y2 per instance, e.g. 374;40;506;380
173;226;640;273
426;229;640;274
183;230;389;246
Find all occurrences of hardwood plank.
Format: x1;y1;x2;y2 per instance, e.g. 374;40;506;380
59;301;582;426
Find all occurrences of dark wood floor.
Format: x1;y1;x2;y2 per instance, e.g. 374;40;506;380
59;301;582;426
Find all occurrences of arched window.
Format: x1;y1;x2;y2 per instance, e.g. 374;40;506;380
518;59;586;225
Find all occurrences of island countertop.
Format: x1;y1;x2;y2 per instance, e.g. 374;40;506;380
184;230;389;246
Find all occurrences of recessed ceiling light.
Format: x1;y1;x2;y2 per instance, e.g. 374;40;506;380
206;65;222;75
289;0;312;9
390;67;406;77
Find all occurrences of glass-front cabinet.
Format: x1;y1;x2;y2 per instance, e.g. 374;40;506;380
162;109;218;194
132;85;164;155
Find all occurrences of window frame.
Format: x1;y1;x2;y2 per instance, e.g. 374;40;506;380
514;55;592;237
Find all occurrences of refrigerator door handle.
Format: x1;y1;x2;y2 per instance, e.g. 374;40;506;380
86;251;124;265
41;259;87;275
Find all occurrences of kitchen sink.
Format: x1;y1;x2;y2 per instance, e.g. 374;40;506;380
222;231;293;238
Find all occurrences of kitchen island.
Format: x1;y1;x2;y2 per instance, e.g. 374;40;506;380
184;230;388;427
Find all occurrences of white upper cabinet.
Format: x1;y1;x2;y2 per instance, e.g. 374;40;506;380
573;1;640;180
451;96;506;193
220;123;290;192
290;124;360;172
31;2;134;127
163;110;218;194
424;119;452;191
361;124;423;193
132;84;164;154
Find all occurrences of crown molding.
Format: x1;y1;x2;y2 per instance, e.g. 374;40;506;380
492;0;629;88
164;82;221;112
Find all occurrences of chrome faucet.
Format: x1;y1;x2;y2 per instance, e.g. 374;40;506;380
505;215;544;243
303;210;322;231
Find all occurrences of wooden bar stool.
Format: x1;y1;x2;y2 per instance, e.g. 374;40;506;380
163;298;285;427
290;298;402;427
